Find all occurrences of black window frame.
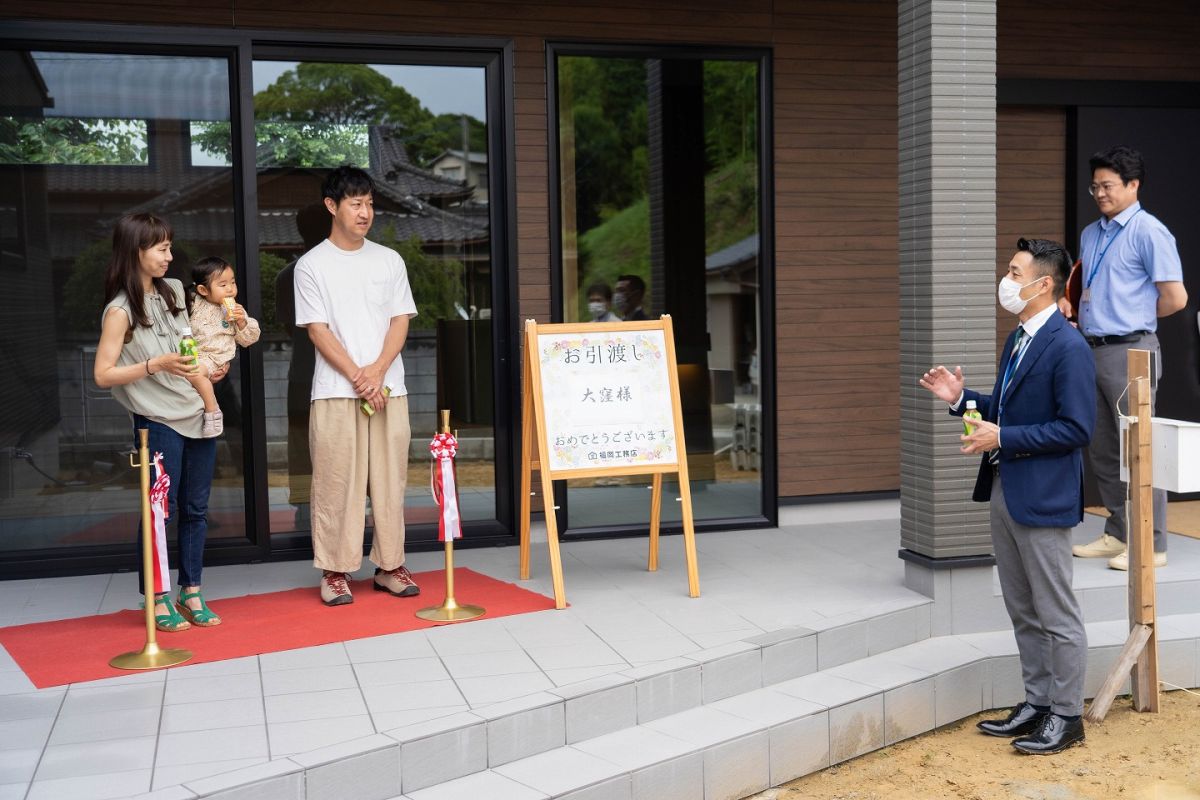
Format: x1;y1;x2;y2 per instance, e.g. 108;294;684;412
0;21;519;578
545;40;778;539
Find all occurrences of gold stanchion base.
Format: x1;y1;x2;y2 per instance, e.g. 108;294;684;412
415;598;486;623
109;643;192;670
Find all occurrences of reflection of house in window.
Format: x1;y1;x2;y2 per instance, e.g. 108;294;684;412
428;149;488;204
706;234;758;393
119;125;491;309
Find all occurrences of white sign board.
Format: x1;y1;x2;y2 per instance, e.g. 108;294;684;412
536;328;678;472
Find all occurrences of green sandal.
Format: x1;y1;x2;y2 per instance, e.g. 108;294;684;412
176;590;222;627
154;593;191;632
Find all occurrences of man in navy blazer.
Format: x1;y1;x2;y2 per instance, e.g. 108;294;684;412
921;238;1096;755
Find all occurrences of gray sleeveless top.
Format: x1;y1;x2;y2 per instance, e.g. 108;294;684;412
102;279;204;438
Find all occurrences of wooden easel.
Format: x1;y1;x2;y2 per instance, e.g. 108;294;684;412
518;316;701;609
1085;348;1159;722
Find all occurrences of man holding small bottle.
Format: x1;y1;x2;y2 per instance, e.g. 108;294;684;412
920;238;1095;755
294;166;420;606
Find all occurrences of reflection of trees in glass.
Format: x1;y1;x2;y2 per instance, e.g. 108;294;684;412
0;117;148;165
563;57;758;316
373;227;465;330
558;57;648;232
62;240;203;332
193;63;486;168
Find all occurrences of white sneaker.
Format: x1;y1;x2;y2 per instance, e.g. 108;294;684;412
1072;534;1126;558
1107;550;1166;571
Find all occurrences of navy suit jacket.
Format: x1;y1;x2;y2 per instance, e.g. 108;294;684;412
952;310;1097;528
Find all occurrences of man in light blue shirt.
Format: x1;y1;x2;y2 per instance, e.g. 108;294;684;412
1065;146;1188;569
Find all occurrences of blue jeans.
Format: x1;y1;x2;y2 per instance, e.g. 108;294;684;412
132;416;217;588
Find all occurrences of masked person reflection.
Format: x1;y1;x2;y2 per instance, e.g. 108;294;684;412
920;238;1095;755
586;282;619;322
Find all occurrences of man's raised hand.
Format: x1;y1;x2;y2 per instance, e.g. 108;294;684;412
919;365;964;405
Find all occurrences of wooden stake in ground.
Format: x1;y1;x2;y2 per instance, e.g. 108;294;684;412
1085;348;1159;722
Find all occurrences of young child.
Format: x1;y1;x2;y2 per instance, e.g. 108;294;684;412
186;257;261;437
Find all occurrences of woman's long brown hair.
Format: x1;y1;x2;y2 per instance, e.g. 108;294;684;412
103;214;182;328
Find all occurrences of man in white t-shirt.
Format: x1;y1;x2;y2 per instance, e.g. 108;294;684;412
294;166;420;606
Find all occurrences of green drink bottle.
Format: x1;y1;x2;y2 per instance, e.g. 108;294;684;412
963;399;982;435
179;326;198;370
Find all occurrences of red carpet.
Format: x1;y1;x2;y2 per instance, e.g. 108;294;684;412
0;569;555;689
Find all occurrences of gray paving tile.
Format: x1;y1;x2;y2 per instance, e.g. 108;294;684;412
155;725;269;767
160;656;259;680
261;664;358;696
622;659;701;724
826;655;930;690
258;643;348;672
558;776;632;800
182;759;302;799
546;665;627;686
829;694;884;764
607;634;701;664
361;680;465;713
816;620;869;669
265;688;368;725
556;676;636;745
35;735;156;780
345;632;438;663
631;753;702;800
162;672;261;706
407;769;547;800
393;712;487;794
426;623;523;657
370;705;469;732
0;715;53;750
573;726;696;770
25;769;152;800
59;683;164;717
268;714;375;757
441;650;540;679
455;672;554;706
710;687;824;727
769;711;830;785
47;705;159;745
933;663;986;727
883;677;935;744
772;672;879;708
480;694;565;767
0;748;41;785
643;705;762;748
704;732;769;800
524;642;626;672
0;689;63;722
159;697;266;734
494;746;626;798
685;642;761;703
151;758;266;791
354;657;450;687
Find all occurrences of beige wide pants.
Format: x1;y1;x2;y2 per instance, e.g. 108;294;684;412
309;396;410;573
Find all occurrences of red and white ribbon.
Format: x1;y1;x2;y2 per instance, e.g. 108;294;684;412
429;432;462;542
148;452;171;594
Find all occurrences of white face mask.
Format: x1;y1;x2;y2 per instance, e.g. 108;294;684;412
997;276;1045;315
587;301;607;318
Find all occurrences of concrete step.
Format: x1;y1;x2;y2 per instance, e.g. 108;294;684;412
128;606;1200;800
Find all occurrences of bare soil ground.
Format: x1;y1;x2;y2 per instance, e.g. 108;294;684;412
751;690;1200;800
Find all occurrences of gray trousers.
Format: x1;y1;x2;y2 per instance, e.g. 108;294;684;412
1089;333;1167;552
991;475;1087;716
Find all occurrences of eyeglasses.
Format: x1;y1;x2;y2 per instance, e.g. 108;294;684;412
1088;181;1123;197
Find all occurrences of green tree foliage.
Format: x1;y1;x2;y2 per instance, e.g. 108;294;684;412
193;63;486;168
373;226;465;330
558;57;648;231
257;251;287;333
702;61;758;168
0;117;147;165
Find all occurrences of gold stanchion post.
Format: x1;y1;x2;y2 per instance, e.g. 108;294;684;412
416;410;486;623
110;429;192;670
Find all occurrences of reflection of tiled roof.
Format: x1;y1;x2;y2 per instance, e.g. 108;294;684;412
706;234;758;272
47;164;209;194
50;206;487;262
370;128;473;202
430;148;488;165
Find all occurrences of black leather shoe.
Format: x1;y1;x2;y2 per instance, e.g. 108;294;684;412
977;703;1047;738
1012;713;1085;755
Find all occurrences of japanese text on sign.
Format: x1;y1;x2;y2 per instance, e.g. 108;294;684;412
537;330;677;471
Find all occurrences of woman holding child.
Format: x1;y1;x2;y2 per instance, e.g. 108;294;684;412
93;213;256;631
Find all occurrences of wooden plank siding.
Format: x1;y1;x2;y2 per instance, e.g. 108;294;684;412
8;0;1197;502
